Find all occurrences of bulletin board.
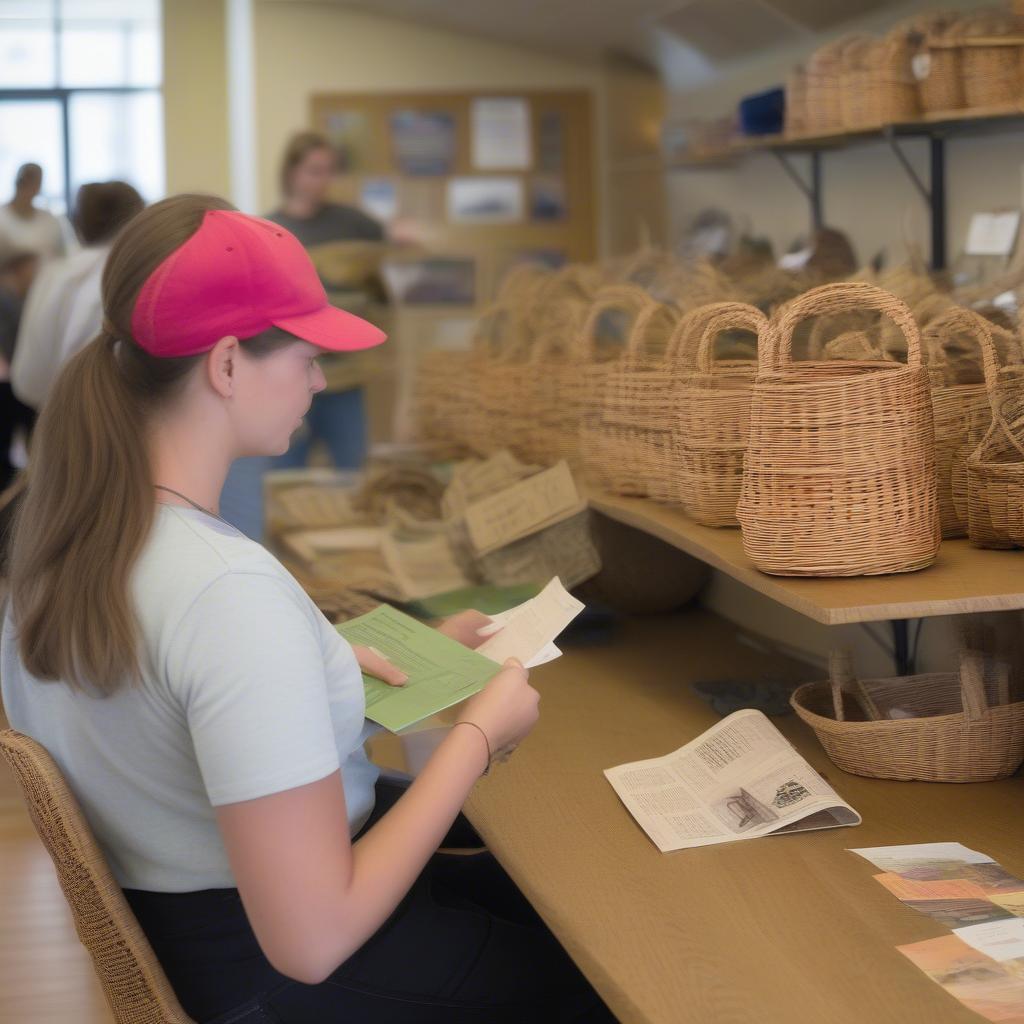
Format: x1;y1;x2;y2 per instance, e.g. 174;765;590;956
309;89;596;303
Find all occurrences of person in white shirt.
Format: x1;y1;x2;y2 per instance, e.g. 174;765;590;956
0;163;67;263
11;181;143;410
2;193;610;1024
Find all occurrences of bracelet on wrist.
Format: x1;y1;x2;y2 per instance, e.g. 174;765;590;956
454;720;492;775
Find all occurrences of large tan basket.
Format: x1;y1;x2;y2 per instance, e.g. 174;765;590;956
579;298;678;497
538;283;657;469
471;304;539;459
967;322;1024;549
738;281;940;577
960;10;1024;109
909;14;966;113
840;28;918;129
784;64;809;136
669;302;766;526
807;35;869;133
792;649;1024;782
924;307;995;539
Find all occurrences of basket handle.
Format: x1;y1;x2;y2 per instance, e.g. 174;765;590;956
576;285;659;363
693;302;768;373
959;649;990;724
665;301;743;366
922;306;993;370
619;302;679;368
828;648;856;722
766;282;921;372
973;317;1024;464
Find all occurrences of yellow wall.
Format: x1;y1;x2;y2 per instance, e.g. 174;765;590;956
163;2;612;250
162;0;231;198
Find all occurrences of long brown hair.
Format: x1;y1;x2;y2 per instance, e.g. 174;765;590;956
9;193;291;692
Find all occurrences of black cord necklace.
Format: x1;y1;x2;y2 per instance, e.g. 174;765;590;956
154;484;234;530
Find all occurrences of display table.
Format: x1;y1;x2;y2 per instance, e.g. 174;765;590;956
460;610;1024;1024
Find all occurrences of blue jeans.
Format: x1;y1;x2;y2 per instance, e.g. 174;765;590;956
219;388;368;541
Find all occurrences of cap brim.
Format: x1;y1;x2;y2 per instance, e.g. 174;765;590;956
272;304;387;353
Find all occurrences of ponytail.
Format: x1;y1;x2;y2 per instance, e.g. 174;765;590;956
8;193;233;692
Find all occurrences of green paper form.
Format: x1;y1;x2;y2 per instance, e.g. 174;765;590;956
336;604;500;733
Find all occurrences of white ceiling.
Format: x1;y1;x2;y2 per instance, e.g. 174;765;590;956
266;0;893;66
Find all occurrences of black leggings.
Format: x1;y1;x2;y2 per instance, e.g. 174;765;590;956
125;781;616;1023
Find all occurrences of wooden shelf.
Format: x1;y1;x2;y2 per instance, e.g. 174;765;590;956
667;102;1024;168
589;490;1024;626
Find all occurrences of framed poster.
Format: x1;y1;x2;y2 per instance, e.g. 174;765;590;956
447;176;524;223
390;110;456;175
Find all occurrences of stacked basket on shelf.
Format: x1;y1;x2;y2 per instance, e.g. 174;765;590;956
967;315;1024;548
578;295;679;497
737;282;942;576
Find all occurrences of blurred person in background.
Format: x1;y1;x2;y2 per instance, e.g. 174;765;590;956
0;163;68;263
221;131;386;540
13;181;144;411
0;250;40;490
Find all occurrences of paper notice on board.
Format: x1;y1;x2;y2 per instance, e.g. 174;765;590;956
471;97;531;170
463;461;585;555
966;211;1021;257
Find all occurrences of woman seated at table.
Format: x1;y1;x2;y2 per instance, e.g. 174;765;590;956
1;194;613;1023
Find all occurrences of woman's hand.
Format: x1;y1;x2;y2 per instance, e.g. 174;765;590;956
435;609;494;650
351;645;408;687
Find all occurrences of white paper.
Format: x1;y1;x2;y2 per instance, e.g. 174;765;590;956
471;97;531;170
463;461;584;555
605;709;861;853
849;843;996;871
380;531;472;601
477;577;583;668
965;211;1021;257
954;919;1024;962
779;246;812;270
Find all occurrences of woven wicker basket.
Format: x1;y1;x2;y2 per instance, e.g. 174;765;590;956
792;648;1024;782
960;10;1024;109
784;65;809;136
839;29;918;129
807;35;870;133
670;302;766;526
910;15;965;113
923;307;995;539
967;322;1024;549
536;283;657;469
579;299;679;497
471;304;539;459
738;281;940;577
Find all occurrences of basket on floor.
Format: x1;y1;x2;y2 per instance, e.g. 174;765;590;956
738;281;940;577
967;322;1024;549
923;307;995;539
669;302;766;525
792;648;1024;782
579;298;678;496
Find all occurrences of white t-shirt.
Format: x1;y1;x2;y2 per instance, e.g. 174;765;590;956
11;245;107;409
0;203;67;262
0;505;380;892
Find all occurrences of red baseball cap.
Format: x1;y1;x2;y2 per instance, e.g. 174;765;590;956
130;209;387;358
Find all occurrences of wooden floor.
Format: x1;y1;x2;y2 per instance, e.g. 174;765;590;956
0;710;112;1023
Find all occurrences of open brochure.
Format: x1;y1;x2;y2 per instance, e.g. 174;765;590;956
604;709;861;853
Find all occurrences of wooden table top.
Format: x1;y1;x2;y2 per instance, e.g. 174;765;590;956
590;490;1024;626
462;609;1024;1024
